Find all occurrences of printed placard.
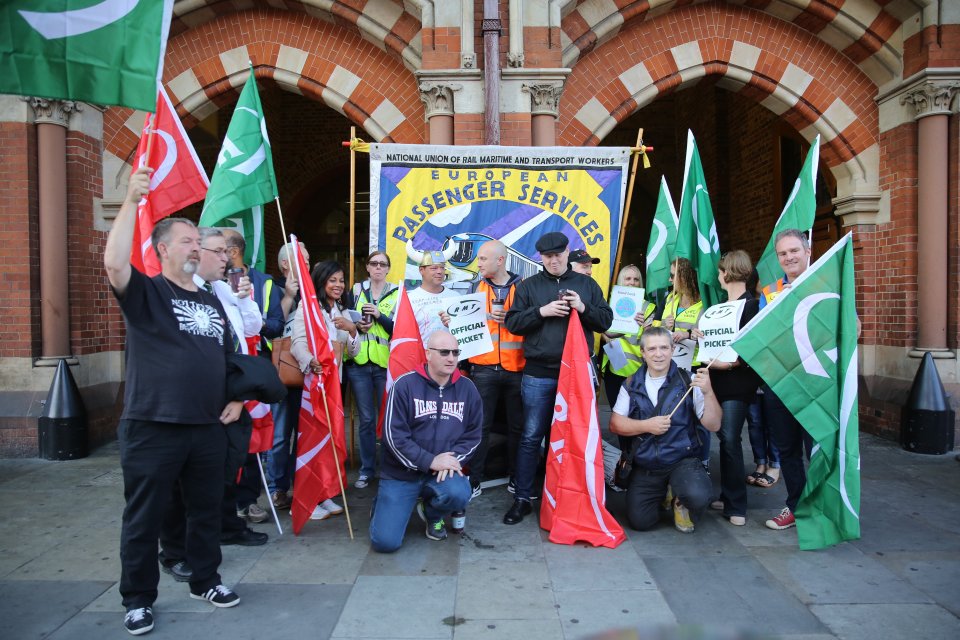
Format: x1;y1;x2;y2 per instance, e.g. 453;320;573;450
697;299;746;363
444;294;493;360
609;285;646;334
673;339;696;371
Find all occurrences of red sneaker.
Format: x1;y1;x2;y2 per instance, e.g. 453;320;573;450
765;507;795;530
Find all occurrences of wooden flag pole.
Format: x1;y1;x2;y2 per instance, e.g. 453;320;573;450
348;125;357;287
318;381;355;540
610;129;652;297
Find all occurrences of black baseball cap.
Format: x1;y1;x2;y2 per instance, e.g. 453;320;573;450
535;231;569;254
569;249;600;264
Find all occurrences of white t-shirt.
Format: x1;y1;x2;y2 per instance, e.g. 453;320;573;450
612;373;705;419
406;285;458;344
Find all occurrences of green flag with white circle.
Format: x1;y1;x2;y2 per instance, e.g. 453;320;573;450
0;0;173;112
732;234;861;550
645;176;678;296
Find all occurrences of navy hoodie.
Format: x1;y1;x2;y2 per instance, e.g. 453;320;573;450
381;364;483;481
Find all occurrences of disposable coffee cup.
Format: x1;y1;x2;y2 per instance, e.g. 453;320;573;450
227;267;243;293
491;299;505;313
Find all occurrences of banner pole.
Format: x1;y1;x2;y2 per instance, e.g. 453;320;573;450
256;452;283;535
611;128;645;297
319;382;354;540
349;125;357;287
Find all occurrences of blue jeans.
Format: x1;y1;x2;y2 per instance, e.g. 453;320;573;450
514;374;559;501
762;385;812;512
267;388;301;494
716;399;749;517
369;474;471;553
345;363;386;479
746;395;780;468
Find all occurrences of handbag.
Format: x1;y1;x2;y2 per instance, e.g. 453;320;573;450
271;336;304;388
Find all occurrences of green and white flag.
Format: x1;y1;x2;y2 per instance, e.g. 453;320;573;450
757;135;820;288
200;68;277;271
0;0;174;112
732;234;861;550
675;130;723;307
645;175;679;296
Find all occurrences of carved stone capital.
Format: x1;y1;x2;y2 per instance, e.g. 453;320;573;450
507;52;524;68
461;53;476;69
900;81;960;119
522;83;564;117
418;82;461;118
23;97;81;127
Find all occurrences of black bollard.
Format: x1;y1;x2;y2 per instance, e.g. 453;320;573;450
38;359;89;460
900;352;955;454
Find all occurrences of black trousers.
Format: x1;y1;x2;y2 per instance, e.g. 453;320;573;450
762;385;812;512
119;420;226;608
625;457;712;531
469;365;523;482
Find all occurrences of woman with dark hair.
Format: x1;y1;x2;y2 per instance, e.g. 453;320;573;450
292;260;360;521
706;250;762;526
345;251;399;489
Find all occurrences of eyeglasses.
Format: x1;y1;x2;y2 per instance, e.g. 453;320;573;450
368;261;389;267
428;348;461;357
202;247;228;258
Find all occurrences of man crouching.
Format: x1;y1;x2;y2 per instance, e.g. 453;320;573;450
370;330;482;551
610;327;721;533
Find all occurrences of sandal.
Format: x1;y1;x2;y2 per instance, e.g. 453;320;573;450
754;472;779;488
746;464;766;485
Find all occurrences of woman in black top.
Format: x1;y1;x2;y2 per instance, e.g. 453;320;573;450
707;250;762;525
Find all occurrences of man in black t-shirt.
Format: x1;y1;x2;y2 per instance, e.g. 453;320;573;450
104;167;245;636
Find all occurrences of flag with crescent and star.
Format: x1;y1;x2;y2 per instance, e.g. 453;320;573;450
200;66;277;271
130;84;210;276
645;175;679;298
732;233;861;550
756;136;821;289
675;130;724;308
0;0;174;112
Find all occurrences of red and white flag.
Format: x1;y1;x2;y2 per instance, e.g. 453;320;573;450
377;284;426;435
131;85;209;275
289;236;346;534
541;310;626;548
246;400;275;454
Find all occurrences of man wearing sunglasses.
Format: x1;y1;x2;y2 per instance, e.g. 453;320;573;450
370;331;482;551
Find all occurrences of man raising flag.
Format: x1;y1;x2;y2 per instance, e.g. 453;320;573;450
675;130;723;308
733;231;861;549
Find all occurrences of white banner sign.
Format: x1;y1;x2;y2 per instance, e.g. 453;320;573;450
697;299;746;363
444;294;493;360
609;285;645;334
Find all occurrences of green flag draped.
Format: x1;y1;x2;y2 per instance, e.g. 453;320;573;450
0;0;173;112
645;176;678;296
675;130;723;307
756;135;820;288
200;68;277;271
732;234;861;550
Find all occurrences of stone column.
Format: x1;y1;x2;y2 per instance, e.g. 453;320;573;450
26;98;81;362
901;81;960;356
523;83;564;146
419;82;459;145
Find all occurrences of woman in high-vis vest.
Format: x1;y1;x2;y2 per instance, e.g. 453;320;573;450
345;251;399;490
600;265;656;413
660;258;703;367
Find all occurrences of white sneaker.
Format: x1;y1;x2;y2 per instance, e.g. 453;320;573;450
320;499;344;515
309;504;330;520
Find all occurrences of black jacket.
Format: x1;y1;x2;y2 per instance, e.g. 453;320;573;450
504;267;613;378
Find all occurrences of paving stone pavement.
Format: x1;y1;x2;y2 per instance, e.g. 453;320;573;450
1;422;958;640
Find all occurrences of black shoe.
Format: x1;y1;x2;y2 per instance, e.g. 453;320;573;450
160;559;193;582
503;498;532;525
220;528;268;546
190;584;240;608
124;607;154;635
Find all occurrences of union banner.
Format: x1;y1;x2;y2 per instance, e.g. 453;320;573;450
369;144;631;295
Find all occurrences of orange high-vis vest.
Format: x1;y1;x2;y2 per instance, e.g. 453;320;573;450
761;278;786;306
469;279;525;371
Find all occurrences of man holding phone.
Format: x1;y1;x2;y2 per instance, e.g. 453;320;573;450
502;232;613;524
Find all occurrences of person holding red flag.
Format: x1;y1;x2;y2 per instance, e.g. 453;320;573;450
370;330;482;551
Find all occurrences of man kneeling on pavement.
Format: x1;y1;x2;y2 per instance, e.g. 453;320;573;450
369;330;482;552
610;326;721;533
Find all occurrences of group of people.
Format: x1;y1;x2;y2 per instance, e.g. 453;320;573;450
107;166;820;636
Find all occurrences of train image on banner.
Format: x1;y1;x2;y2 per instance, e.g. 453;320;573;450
403;232;542;292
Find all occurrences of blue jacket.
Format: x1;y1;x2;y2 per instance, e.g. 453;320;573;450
623;361;701;470
381;365;483;481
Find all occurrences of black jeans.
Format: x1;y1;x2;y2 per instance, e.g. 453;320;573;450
119;420;226;608
762;385;812;512
625;457;712;531
716;399;749;517
469;365;523;482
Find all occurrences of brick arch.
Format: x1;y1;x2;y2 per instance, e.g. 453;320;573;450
103;8;425;168
557;3;881;200
558;0;906;86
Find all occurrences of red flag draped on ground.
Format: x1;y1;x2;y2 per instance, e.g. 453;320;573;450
377;285;426;436
541;311;626;548
131;85;209;275
289;236;346;534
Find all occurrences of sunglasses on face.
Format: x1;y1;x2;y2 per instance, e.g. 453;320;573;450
368;261;389;267
428;348;461;357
